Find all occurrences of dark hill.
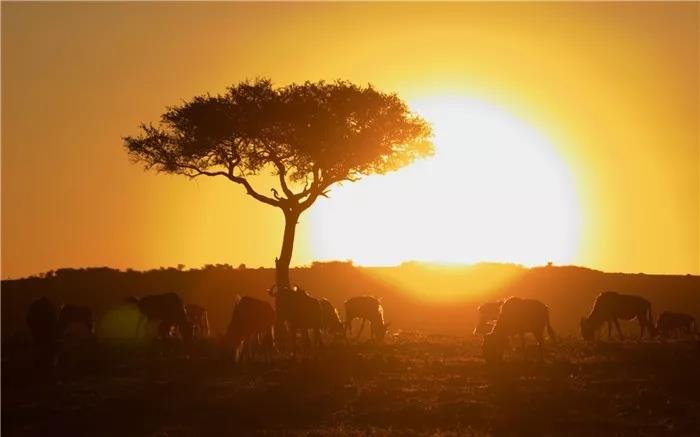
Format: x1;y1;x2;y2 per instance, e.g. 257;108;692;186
2;262;698;338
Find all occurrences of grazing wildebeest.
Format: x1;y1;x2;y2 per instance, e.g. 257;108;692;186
224;296;276;362
319;298;344;337
344;296;390;342
185;304;211;339
58;305;94;337
267;284;324;355
656;311;697;339
473;300;504;335
580;291;655;341
482;297;556;362
26;297;59;367
132;293;192;342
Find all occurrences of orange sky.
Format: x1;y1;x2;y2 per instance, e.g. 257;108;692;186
2;2;698;279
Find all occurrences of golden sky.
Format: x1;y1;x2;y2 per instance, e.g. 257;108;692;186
2;2;698;279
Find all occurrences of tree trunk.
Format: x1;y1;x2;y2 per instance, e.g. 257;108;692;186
275;209;300;290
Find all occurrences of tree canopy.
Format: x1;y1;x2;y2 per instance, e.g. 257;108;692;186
124;79;433;213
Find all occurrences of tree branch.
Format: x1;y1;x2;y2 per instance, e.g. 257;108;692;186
299;167;333;211
181;163;280;207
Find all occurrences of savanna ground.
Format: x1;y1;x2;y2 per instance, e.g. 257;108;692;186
3;334;700;437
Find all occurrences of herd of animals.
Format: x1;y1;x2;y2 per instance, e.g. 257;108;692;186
21;286;699;367
22;284;391;366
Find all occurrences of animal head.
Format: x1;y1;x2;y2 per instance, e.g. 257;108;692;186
372;321;391;341
580;317;595;342
267;284;278;297
473;322;493;336
268;284;299;297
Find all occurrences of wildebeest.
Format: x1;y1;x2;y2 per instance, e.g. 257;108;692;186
482;297;556;362
344;296;390;342
185;304;211;339
224;296;275;362
26;297;59;367
656;311;697;339
58;305;94;337
580;291;655;341
131;293;192;342
319;298;344;338
268;284;324;355
473;300;504;335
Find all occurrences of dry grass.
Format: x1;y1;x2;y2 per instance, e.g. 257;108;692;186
3;334;699;436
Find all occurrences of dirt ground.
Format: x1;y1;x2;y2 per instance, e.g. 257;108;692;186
3;334;700;436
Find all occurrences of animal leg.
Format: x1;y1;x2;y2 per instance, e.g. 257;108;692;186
607;321;612;340
356;319;366;340
535;331;544;361
290;326;297;358
345;319;352;339
314;328;324;350
614;319;624;341
301;329;312;355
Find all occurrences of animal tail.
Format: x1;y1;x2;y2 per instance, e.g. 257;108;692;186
545;307;557;343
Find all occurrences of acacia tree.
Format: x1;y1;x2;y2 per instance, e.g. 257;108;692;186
124;79;433;289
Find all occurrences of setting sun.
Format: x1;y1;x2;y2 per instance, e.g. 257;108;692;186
308;96;581;267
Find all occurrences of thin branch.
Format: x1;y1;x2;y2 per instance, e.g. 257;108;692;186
180;163;280;207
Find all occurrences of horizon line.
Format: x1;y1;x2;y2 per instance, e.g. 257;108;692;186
2;260;698;282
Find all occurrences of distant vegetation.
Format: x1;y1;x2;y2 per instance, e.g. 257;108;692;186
2;262;698;339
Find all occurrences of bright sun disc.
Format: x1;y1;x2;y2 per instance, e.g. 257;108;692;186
307;96;581;267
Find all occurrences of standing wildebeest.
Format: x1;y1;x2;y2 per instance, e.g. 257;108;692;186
58;305;94;337
132;293;192;342
473;300;504;335
268;284;324;355
345;296;390;342
319;298;344;338
185;304;211;339
656;311;697;339
482;297;556;362
580;291;655;341
224;296;275;362
26;297;59;367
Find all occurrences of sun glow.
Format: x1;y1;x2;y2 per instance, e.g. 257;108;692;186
307;96;581;267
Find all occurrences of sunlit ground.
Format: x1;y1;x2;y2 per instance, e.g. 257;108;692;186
309;96;581;269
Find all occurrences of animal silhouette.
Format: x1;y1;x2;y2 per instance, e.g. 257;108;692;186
319;298;344;338
580;291;655;341
473;300;504;335
268;284;324;355
344;296;390;342
656;311;697;339
185;304;211;339
58;305;94;337
482;297;556;362
26;297;59;368
224;296;275;362
130;293;192;342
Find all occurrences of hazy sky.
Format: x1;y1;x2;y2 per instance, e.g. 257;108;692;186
2;2;698;279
